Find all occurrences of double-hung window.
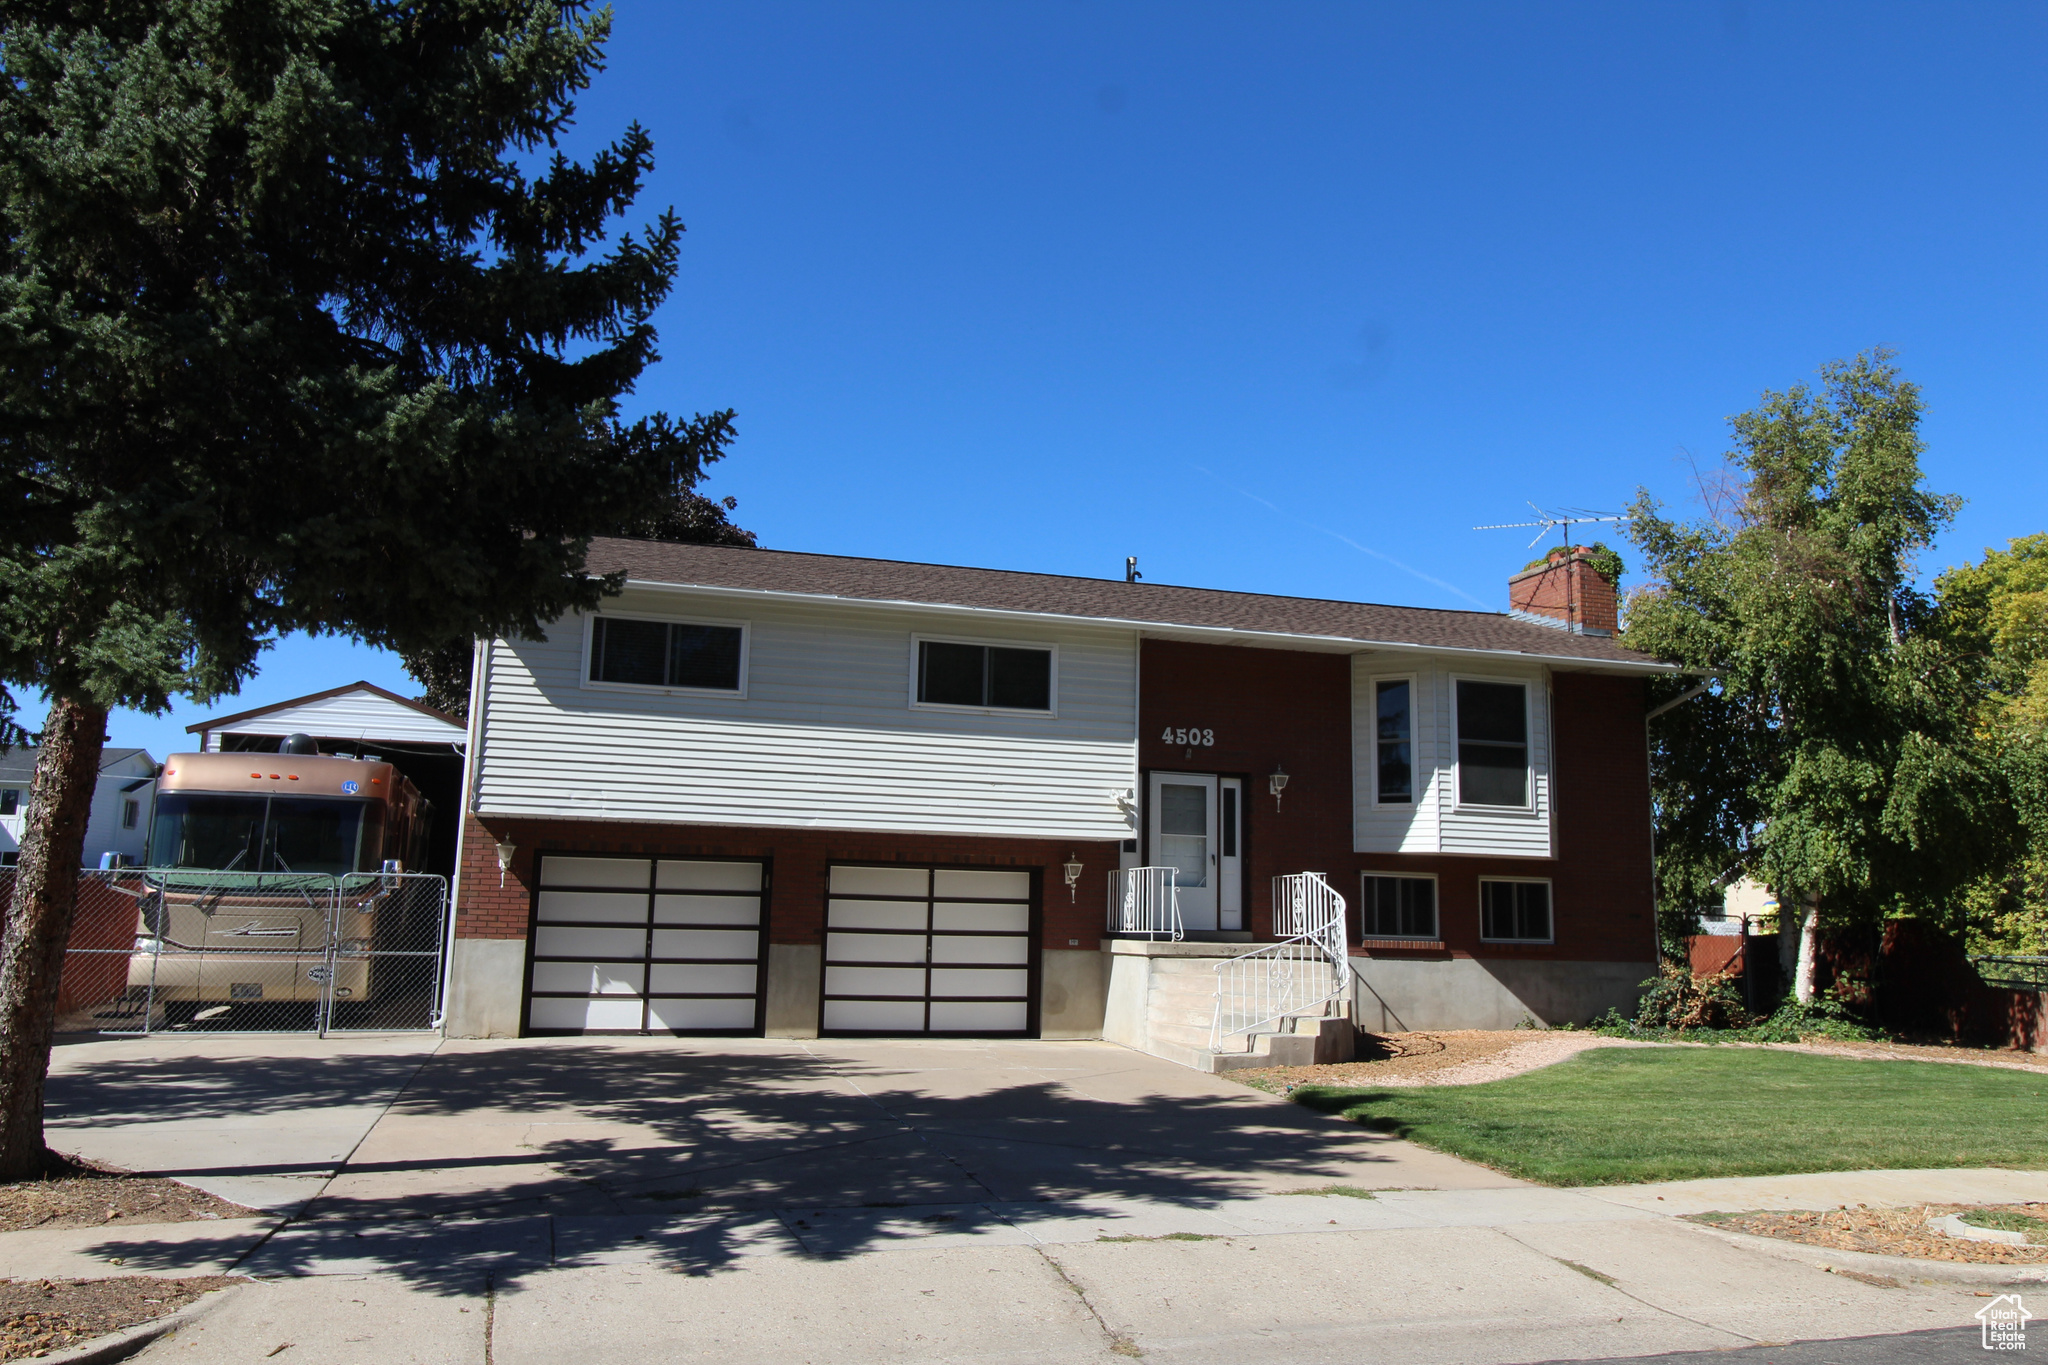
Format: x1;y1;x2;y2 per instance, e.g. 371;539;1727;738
915;639;1053;712
589;616;746;693
1455;680;1529;807
1361;873;1437;939
1374;679;1414;805
1480;879;1552;943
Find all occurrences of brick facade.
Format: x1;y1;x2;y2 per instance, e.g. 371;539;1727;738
456;815;1122;950
1137;640;1652;963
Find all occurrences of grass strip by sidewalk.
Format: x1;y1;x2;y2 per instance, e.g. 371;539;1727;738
1291;1047;2048;1186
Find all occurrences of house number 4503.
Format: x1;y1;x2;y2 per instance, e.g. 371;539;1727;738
1163;727;1215;746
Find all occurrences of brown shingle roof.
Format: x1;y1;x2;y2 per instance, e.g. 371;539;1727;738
585;538;1665;669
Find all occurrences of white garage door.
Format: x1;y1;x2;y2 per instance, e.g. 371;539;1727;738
526;855;765;1034
822;864;1035;1035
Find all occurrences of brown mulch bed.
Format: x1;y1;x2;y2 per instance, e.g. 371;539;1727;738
1693;1203;2048;1265
0;1276;241;1361
1229;1030;1531;1092
0;1157;257;1235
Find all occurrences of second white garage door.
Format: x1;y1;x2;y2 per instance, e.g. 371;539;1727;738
822;864;1035;1035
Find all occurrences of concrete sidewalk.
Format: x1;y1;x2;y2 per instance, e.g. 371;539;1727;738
11;1033;2027;1364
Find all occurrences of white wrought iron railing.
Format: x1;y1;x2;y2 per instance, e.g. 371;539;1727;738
1210;872;1350;1053
1107;866;1183;941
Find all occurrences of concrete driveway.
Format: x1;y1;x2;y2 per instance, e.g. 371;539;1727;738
14;1034;2020;1364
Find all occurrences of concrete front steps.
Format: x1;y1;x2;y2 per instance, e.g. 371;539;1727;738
1101;937;1357;1074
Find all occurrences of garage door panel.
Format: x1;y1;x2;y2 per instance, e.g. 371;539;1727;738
531;962;645;995
650;928;761;960
933;869;1030;900
656;860;762;892
529;996;644;1031
931;967;1029;997
931;935;1030;965
650;963;757;995
649;997;757;1030
931;1001;1029;1032
932;902;1029;933
529;855;763;1035
829;866;930;897
534;925;646;959
540;857;650;889
537;890;650;924
826;965;926;997
825;900;926;931
653;894;761;926
824;999;926;1031
825;931;926;963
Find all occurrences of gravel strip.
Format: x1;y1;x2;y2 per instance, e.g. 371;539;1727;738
1691;1204;2048;1265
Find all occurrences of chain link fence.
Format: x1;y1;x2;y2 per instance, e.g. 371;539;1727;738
3;867;449;1036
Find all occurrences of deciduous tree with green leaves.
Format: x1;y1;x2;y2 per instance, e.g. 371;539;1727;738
0;0;726;1178
1932;534;2048;954
1624;351;2013;999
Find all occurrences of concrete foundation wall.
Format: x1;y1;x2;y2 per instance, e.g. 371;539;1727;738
445;937;526;1038
1349;955;1651;1031
764;944;822;1039
1039;949;1107;1040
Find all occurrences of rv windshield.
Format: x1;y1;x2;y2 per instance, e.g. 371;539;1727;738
150;795;382;875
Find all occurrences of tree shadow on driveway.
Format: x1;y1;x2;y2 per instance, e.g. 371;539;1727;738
46;1040;1458;1294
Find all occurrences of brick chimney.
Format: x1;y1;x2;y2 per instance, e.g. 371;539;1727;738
1508;547;1618;636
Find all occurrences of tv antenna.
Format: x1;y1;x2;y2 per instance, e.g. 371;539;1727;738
1473;503;1630;550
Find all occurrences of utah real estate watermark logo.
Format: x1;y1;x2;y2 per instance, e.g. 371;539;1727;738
1979;1294;2031;1352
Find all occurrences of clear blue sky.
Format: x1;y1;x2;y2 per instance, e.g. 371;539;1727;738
104;0;2048;759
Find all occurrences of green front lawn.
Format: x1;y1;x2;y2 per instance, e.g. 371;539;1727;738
1293;1048;2048;1186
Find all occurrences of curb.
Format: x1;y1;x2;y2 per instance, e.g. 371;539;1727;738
29;1281;243;1365
1690;1222;2048;1287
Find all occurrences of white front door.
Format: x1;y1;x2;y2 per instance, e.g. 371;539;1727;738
1150;772;1218;931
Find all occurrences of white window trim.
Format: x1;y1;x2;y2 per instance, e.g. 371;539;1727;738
1478;875;1555;944
579;611;751;699
1358;870;1440;940
1450;673;1536;814
1367;672;1421;810
908;633;1060;717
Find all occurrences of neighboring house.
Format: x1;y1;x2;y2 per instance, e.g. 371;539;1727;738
0;747;157;868
445;540;1671;1053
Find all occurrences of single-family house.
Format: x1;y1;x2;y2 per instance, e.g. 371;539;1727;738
443;539;1671;1066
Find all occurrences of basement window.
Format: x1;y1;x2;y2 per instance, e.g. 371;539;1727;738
915;639;1053;713
1361;874;1436;938
589;616;746;694
1480;879;1552;943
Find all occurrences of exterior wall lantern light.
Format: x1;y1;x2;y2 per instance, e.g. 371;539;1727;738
1062;854;1084;902
1268;765;1289;811
495;834;518;887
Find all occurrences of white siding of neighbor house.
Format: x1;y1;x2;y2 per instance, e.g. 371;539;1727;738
201;689;466;750
1353;657;1553;858
474;588;1139;840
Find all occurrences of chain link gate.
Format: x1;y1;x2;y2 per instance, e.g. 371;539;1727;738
24;867;449;1036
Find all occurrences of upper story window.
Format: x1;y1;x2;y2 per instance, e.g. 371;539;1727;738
1455;679;1529;807
122;799;139;829
915;639;1053;712
0;789;18;816
1374;678;1413;804
589;616;745;694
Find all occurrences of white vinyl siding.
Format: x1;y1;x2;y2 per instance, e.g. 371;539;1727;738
1354;658;1552;858
475;588;1137;839
202;688;466;750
